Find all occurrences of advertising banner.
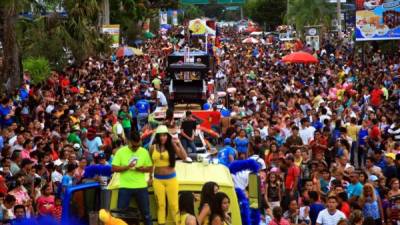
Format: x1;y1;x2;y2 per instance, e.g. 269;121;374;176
172;10;178;26
101;24;120;48
160;10;168;25
189;19;216;35
356;0;400;41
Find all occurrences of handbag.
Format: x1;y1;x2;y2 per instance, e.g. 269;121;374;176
107;172;120;190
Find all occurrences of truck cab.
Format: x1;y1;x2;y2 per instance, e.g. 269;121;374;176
167;50;212;107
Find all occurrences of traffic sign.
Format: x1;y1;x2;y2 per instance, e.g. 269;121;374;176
181;0;209;4
225;6;240;10
217;0;244;4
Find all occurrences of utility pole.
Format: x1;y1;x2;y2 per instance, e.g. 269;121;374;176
337;0;342;38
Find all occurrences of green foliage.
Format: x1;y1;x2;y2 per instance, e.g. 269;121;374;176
22;57;51;85
180;4;205;20
244;0;285;30
16;0;112;70
286;0;334;35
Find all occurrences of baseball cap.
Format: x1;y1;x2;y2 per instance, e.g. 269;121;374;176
224;138;231;145
369;175;378;182
386;152;396;161
73;143;81;150
54;159;63;167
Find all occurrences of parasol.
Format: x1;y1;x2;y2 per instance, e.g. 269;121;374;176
282;51;318;64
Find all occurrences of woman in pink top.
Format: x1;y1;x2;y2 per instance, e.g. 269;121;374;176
36;184;55;215
268;207;290;225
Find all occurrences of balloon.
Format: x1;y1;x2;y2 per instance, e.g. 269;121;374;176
329;88;338;100
220;108;231;117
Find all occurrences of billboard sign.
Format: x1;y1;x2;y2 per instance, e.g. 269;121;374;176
102;24;120;48
356;0;400;41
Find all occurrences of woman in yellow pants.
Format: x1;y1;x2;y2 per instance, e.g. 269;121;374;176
150;125;188;225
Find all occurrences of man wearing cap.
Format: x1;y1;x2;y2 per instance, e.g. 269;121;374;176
218;138;237;167
136;98;150;131
384;152;398;184
112;132;153;225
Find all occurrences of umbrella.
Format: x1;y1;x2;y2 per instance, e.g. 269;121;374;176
282;51;318;64
129;47;143;56
144;31;155;39
115;46;134;58
242;37;259;44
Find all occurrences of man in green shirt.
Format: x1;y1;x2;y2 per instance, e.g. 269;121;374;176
67;127;81;145
112;132;153;225
118;105;132;138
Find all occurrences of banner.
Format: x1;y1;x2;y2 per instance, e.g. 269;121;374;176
356;0;400;41
143;18;150;33
101;24;120;48
160;10;168;25
172;10;178;26
189;19;216;35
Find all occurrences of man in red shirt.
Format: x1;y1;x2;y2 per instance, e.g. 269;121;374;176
370;84;383;108
209;104;221;132
284;153;300;211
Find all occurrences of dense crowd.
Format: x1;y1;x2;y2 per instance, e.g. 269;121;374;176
0;25;399;225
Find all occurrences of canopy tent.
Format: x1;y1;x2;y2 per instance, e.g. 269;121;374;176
242;37;259;44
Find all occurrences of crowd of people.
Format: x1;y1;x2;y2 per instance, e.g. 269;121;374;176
0;23;399;225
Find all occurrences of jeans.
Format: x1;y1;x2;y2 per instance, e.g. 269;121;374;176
124;127;131;140
117;188;152;225
180;137;197;154
137;113;148;131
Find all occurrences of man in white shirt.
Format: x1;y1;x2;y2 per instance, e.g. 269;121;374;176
155;90;168;106
316;196;346;225
299;118;316;145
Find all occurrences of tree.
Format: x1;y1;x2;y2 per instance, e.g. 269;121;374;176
0;0;29;92
180;4;204;21
286;0;334;36
244;0;286;31
22;57;51;85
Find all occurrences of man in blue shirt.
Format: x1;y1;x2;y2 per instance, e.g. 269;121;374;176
129;101;138;132
136;99;150;131
0;98;14;128
309;191;325;225
218;138;236;167
347;171;363;203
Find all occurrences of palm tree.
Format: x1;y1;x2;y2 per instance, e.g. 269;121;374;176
286;0;334;37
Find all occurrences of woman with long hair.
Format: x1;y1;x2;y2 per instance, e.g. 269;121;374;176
269;206;290;225
210;192;231;225
198;182;219;225
179;192;197;225
388;178;400;199
234;129;249;159
150;125;188;225
359;183;384;225
265;169;282;209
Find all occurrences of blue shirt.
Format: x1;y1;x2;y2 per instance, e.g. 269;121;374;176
358;128;369;146
136;100;150;114
234;137;249;153
19;88;29;102
129;105;138;118
363;200;380;219
0;105;13;127
312;120;323;131
347;182;363;199
310;203;325;225
218;146;236;167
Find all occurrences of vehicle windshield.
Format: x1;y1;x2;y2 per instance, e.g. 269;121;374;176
173;71;202;80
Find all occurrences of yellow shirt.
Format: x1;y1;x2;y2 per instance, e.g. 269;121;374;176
151;145;170;167
346;124;359;141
